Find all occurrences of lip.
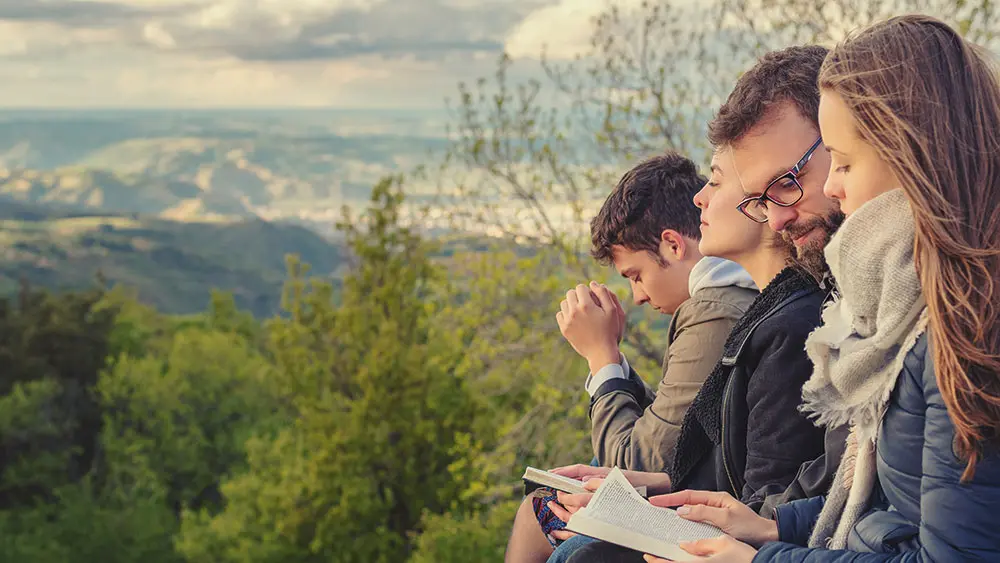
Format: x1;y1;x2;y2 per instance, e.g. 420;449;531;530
793;228;817;247
700;220;709;227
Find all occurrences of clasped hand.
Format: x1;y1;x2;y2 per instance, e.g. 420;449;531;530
556;282;626;373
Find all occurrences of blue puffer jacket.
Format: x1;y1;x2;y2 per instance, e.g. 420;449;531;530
756;333;1000;562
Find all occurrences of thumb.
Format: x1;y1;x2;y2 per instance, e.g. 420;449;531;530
679;536;729;556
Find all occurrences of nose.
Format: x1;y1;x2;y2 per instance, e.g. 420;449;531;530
693;184;709;210
823;173;844;202
767;205;798;233
632;284;649;306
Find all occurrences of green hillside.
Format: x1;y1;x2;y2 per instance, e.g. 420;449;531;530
0;200;343;316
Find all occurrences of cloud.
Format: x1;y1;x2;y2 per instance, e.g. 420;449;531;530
0;0;546;62
0;0;186;27
0;0;557;107
505;0;711;60
143;0;543;62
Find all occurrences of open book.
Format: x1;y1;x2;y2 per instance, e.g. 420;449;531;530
522;467;647;497
564;467;722;560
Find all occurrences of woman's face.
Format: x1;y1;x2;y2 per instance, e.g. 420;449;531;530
818;89;900;215
694;149;774;261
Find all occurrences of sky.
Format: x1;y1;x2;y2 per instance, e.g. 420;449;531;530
0;0;645;108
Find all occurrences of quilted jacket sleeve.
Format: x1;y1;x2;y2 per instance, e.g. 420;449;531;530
754;347;1000;563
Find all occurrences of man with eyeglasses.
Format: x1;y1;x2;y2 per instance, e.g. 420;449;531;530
713;46;850;523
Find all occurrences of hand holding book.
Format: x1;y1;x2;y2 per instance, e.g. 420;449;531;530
648;489;779;548
562;468;724;560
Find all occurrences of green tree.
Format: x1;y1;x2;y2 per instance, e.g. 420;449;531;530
0;284;119;508
177;176;481;562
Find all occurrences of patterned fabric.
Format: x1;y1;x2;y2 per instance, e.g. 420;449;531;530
531;487;567;549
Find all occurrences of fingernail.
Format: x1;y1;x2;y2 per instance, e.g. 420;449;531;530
677;505;690;515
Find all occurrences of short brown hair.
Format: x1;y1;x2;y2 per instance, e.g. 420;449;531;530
590;152;705;266
708;45;829;147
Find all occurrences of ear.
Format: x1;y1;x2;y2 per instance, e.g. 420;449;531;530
659;229;687;261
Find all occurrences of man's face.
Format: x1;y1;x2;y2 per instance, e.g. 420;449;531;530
611;243;690;315
729;102;845;276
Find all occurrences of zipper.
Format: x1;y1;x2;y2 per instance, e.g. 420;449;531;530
720;374;740;498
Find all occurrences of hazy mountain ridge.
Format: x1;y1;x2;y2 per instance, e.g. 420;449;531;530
0;197;344;316
0;110;450;225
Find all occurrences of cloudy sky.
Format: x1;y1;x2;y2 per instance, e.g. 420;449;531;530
0;0;637;108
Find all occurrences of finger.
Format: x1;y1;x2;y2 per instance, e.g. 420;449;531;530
642;555;670;563
551;529;577;541
574;284;592;309
560;299;570;316
583;478;604;492
555;492;592;510
678;536;729;557
649;489;731;509
610;288;625;314
556;311;565;330
549;464;587;478
612;289;626;324
566;289;579;307
587;282;602;306
546;501;573;523
591;282;615;312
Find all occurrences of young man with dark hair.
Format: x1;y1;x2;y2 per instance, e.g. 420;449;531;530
504;151;758;563
570;152;759;473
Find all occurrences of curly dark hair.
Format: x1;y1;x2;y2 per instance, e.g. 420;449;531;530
708;45;829;147
590;152;705;266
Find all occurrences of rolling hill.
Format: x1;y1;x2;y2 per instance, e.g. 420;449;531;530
0;198;344;316
0;110;449;226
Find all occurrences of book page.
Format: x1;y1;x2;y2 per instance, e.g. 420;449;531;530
575;467;721;546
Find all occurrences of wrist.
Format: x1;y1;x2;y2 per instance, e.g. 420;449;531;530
587;347;621;373
760;519;779;544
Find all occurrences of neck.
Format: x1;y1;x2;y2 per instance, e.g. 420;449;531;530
734;249;788;291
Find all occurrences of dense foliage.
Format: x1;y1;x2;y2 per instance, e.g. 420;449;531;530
0;177;605;562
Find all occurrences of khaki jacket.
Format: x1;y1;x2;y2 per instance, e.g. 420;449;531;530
590;285;756;472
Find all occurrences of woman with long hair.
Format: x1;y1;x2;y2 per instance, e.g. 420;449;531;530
630;14;1000;563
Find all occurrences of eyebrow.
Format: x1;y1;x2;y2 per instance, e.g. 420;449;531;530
709;164;723;175
825;145;844;154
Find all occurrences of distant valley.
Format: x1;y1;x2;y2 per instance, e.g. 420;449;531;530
0;109;450;234
0;109;450;314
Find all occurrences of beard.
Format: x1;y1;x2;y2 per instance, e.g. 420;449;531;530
780;208;846;281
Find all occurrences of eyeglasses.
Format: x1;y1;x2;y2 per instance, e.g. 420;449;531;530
736;137;824;223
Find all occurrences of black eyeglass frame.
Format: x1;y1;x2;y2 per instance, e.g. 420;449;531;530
736;137;824;223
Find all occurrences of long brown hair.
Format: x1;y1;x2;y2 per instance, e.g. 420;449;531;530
820;15;1000;480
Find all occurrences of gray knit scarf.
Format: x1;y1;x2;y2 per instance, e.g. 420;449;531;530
799;189;929;549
